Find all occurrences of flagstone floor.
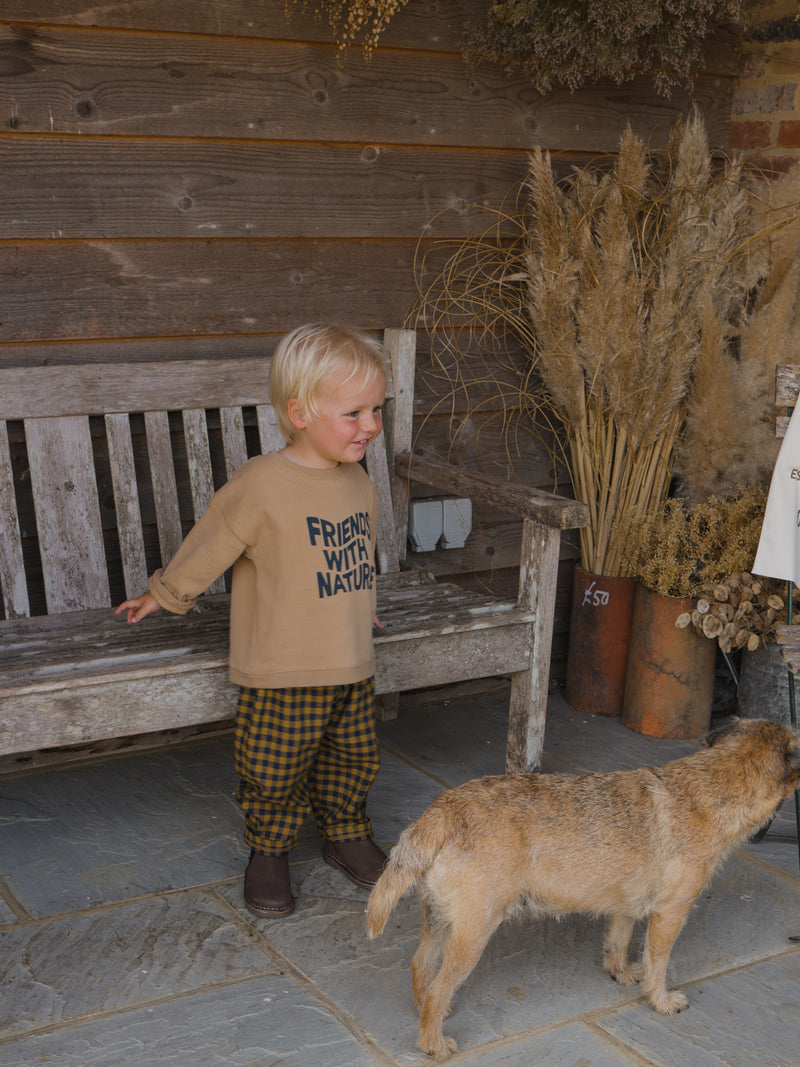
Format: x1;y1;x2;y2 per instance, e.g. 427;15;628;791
1;684;799;1066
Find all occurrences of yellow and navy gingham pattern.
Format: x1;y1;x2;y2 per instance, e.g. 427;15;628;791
234;679;380;855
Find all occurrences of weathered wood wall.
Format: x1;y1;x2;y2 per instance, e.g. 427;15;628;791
0;1;737;674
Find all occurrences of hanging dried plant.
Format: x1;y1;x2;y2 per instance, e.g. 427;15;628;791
464;0;747;95
287;1;746;94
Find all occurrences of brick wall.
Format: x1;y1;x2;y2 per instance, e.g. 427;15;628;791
732;1;800;174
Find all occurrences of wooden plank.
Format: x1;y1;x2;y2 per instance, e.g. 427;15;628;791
104;413;149;599
23;415;110;612
0;0;496;54
366;431;400;574
506;518;561;773
398;451;589;529
182;409;225;594
0;26;732;151
384;327;416;559
775;364;800;405
0;138;539;241
256;405;285;454
0;420;30;618
0;335;282;370
774;364;799;437
144;411;183;566
219;406;249;478
0;359;272;421
0;239;418;342
0;2;740;75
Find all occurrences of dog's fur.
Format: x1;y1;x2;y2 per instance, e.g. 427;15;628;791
366;718;800;1062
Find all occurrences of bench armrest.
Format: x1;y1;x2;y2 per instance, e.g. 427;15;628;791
395;451;589;530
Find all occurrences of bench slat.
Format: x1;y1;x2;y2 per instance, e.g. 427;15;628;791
0;584;532;694
0;421;30;619
105;413;150;599
384;328;416;556
144;410;184;566
183;409;225;594
219;406;249;477
24;416;110;612
256;403;285;453
367;432;400;573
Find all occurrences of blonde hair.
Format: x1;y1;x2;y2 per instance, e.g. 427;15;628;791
270;323;386;441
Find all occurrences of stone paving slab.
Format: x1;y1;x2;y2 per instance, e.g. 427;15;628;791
377;689;700;787
597;949;800;1067
219;846;800;1066
0;893;17;925
0;890;279;1041
0;741;245;918
453;1022;644;1066
0;975;380;1067
0;740;443;920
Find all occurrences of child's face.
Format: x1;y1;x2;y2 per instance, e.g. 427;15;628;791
285;367;386;468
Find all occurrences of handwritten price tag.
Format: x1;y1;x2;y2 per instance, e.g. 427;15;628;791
582;580;610;607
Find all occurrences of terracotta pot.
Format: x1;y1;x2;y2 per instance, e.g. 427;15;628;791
622;584;716;739
564;566;637;717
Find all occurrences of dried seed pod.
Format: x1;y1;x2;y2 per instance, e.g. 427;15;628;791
751;580;762;595
718;603;734;621
747;633;760;651
696;598;711;614
691;609;702;627
735;628;750;648
741;572;753;585
739;587;753;603
728;573;742;590
675;612;692;629
767;594;784;610
702;614;723;638
719;634;732;654
713;584;729;602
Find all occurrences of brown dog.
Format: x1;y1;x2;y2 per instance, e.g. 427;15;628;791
367;718;800;1062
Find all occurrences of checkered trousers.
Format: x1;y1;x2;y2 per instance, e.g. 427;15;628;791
233;679;380;855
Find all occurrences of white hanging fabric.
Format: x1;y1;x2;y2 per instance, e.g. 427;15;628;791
754;402;800;584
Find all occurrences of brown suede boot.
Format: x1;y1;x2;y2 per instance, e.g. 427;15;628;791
244;851;295;917
322;838;388;889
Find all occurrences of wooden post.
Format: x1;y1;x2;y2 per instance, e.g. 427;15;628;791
506;518;561;773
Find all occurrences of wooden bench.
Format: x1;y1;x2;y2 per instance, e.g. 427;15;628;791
0;329;588;772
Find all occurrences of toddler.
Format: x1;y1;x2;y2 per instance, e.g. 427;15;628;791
117;323;388;916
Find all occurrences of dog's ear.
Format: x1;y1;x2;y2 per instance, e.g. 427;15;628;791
703;718;741;748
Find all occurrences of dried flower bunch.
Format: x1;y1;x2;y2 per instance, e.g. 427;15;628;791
624;487;769;599
413;115;800;578
675;572;789;653
465;0;746;95
288;0;406;54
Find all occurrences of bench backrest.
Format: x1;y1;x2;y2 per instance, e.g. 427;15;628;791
776;364;800;439
0;328;415;620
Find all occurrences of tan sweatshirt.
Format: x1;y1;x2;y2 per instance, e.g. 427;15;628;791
148;451;378;688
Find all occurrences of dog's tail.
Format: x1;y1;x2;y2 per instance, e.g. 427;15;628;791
366;814;447;939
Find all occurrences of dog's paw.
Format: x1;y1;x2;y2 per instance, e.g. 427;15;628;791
610;962;643;986
419;1035;458;1062
650;989;689;1015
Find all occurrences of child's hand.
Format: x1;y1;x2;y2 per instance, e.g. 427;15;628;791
115;592;162;624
